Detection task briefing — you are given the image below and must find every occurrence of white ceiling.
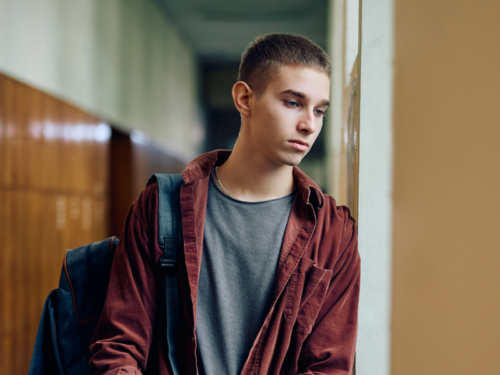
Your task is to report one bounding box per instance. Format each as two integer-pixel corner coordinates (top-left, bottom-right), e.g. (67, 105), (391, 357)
(154, 0), (329, 62)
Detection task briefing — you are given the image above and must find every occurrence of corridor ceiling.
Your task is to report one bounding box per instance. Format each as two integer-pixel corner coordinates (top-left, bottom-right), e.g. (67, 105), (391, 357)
(154, 0), (328, 62)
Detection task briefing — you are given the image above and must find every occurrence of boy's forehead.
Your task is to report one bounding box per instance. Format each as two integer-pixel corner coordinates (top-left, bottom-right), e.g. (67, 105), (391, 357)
(266, 65), (330, 95)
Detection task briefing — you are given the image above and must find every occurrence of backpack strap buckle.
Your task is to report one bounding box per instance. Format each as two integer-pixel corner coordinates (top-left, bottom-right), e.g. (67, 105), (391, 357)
(160, 236), (178, 275)
(159, 256), (177, 274)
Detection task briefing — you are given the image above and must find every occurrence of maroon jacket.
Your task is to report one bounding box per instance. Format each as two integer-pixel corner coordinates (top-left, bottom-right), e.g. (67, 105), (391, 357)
(89, 150), (360, 375)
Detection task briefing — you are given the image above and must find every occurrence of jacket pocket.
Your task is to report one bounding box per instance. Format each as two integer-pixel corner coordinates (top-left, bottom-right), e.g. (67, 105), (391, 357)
(284, 257), (333, 335)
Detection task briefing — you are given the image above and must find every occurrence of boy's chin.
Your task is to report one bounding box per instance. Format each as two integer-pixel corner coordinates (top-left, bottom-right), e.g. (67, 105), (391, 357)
(277, 153), (305, 167)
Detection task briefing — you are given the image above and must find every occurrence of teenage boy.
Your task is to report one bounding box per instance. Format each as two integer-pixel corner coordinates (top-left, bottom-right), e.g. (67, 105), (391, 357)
(90, 33), (360, 375)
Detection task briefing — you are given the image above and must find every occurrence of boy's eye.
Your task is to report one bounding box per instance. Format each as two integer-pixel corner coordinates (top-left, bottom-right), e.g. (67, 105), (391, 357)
(287, 101), (298, 107)
(315, 109), (325, 116)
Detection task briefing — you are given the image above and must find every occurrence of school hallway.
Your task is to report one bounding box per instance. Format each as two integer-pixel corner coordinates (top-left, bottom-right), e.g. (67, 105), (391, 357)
(0, 0), (499, 374)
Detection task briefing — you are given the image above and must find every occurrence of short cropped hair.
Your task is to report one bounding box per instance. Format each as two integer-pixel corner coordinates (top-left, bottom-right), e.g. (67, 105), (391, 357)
(238, 33), (332, 97)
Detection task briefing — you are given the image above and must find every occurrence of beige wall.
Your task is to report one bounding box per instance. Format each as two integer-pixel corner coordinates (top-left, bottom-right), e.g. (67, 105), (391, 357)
(391, 0), (500, 373)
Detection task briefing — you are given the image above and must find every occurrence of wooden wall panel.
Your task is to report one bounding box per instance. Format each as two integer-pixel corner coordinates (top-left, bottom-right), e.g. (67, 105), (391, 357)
(40, 95), (61, 191)
(0, 71), (188, 374)
(0, 190), (14, 375)
(23, 89), (43, 190)
(0, 72), (111, 374)
(25, 191), (43, 365)
(109, 129), (187, 238)
(13, 191), (31, 375)
(109, 129), (133, 238)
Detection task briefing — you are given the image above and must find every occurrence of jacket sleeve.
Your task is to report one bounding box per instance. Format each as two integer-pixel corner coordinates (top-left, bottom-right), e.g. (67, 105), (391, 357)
(298, 215), (361, 375)
(89, 184), (161, 375)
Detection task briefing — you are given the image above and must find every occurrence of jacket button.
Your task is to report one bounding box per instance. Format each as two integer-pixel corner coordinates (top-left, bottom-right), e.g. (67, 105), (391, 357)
(286, 257), (292, 265)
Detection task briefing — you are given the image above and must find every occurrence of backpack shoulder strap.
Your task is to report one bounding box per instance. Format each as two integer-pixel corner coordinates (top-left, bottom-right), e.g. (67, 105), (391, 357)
(148, 174), (184, 259)
(147, 173), (183, 375)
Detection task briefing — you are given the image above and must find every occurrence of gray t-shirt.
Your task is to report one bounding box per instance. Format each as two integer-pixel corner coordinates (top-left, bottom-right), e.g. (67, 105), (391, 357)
(196, 171), (295, 375)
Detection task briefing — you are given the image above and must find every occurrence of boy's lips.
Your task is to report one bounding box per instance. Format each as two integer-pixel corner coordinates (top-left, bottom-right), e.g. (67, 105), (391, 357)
(288, 140), (309, 151)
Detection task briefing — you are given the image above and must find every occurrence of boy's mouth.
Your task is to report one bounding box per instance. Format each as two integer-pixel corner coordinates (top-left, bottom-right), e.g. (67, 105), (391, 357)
(288, 140), (309, 151)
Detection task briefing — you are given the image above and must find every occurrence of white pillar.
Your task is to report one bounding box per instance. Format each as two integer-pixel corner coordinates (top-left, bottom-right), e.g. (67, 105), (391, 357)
(356, 0), (394, 374)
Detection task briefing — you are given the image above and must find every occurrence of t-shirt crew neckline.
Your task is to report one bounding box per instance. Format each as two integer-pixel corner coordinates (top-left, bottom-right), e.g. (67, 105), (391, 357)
(210, 167), (296, 205)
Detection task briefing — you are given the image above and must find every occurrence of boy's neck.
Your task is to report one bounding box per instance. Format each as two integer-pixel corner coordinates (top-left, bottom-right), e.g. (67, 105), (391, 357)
(214, 146), (295, 202)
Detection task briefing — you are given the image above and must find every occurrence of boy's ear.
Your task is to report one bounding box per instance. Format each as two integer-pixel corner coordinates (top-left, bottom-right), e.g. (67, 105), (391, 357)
(232, 81), (253, 117)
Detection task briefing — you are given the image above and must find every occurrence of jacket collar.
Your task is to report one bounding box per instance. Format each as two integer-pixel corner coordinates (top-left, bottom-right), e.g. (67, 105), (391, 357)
(181, 150), (325, 209)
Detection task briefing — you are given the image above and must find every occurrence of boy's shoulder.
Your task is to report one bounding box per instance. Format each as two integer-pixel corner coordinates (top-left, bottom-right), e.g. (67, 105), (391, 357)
(128, 181), (160, 228)
(312, 193), (358, 272)
(318, 193), (357, 246)
(322, 194), (355, 224)
(317, 194), (357, 256)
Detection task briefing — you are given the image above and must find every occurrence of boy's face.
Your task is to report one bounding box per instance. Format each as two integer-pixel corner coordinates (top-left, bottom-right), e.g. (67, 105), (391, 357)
(248, 65), (330, 167)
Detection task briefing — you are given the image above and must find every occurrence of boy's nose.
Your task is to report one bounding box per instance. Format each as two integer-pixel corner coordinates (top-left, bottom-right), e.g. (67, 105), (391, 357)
(298, 110), (317, 134)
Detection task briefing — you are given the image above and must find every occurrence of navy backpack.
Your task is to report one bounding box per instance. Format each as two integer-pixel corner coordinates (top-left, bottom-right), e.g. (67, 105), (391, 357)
(28, 174), (184, 375)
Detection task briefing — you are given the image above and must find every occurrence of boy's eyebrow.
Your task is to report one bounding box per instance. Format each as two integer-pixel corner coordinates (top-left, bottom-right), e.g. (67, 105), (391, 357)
(280, 89), (330, 107)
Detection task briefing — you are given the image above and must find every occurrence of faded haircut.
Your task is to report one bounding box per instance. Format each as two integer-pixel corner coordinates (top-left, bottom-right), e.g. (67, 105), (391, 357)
(238, 33), (332, 98)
